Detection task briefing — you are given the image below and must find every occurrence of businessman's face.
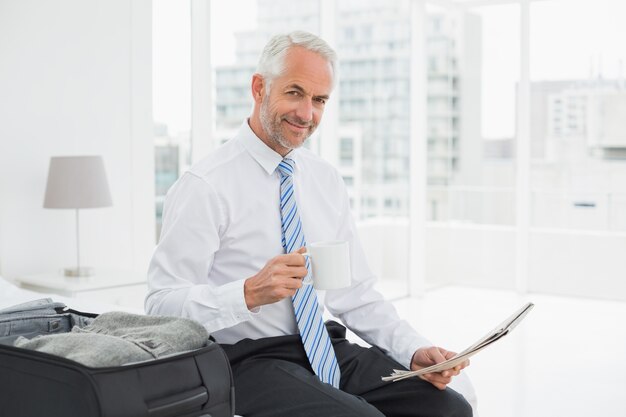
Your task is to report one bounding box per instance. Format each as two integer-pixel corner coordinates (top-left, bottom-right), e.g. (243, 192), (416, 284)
(258, 46), (333, 154)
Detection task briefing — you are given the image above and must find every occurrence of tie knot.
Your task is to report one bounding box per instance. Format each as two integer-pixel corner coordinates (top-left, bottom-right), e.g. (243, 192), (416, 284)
(277, 158), (295, 178)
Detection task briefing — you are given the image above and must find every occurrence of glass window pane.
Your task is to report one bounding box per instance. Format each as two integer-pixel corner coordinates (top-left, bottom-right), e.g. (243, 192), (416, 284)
(530, 0), (626, 232)
(153, 0), (192, 240)
(425, 3), (519, 289)
(337, 0), (412, 297)
(529, 0), (626, 299)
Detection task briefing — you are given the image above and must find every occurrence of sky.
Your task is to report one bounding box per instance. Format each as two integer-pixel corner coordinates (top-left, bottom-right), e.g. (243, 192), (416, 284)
(152, 0), (626, 138)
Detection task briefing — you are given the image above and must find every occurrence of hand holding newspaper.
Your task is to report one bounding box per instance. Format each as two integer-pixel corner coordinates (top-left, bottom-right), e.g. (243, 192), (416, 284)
(382, 302), (535, 382)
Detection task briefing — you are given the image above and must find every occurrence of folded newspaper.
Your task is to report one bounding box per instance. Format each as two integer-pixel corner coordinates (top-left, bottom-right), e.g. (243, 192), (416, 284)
(382, 301), (535, 382)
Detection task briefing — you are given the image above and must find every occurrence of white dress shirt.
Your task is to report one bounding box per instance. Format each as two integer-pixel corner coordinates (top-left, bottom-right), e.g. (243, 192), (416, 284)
(146, 120), (431, 368)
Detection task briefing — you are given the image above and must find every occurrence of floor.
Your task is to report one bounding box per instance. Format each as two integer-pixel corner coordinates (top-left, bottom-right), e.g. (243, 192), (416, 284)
(385, 286), (626, 417)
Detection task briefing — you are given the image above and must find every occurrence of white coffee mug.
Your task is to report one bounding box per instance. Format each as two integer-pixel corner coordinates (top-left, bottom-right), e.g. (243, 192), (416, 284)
(303, 241), (351, 290)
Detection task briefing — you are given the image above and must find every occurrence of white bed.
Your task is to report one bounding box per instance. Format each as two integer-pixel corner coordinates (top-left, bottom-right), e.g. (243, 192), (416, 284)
(0, 275), (143, 314)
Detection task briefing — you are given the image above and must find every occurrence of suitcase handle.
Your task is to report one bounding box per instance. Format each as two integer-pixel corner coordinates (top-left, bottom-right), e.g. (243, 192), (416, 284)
(147, 386), (209, 417)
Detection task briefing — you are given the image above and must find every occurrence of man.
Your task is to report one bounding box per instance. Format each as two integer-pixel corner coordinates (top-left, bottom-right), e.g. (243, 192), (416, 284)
(146, 31), (473, 417)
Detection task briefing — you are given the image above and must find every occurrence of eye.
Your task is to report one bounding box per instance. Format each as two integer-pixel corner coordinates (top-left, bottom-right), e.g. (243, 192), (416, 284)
(315, 97), (327, 105)
(287, 90), (301, 97)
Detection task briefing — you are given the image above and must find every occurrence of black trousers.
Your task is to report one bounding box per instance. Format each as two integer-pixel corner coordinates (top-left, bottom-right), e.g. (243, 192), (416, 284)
(220, 321), (472, 417)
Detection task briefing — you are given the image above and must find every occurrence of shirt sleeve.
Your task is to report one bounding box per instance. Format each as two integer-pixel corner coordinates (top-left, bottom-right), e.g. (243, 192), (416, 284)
(323, 173), (432, 369)
(145, 172), (255, 333)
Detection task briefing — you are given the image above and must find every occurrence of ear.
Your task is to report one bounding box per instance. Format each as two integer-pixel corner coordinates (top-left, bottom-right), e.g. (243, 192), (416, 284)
(251, 74), (266, 104)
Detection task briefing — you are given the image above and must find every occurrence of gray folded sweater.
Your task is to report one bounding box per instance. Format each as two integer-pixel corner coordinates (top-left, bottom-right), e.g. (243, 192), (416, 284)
(14, 311), (209, 368)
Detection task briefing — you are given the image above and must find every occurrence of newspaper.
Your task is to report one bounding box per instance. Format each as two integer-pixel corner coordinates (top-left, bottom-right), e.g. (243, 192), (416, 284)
(382, 301), (535, 382)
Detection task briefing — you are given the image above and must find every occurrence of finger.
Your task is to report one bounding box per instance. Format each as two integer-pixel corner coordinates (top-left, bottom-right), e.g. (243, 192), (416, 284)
(421, 372), (449, 383)
(284, 250), (307, 266)
(425, 373), (453, 386)
(442, 368), (460, 378)
(296, 247), (310, 265)
(429, 347), (448, 364)
(433, 382), (447, 390)
(441, 363), (462, 377)
(285, 267), (306, 279)
(282, 266), (308, 279)
(285, 281), (302, 291)
(278, 287), (298, 299)
(442, 349), (457, 360)
(419, 374), (448, 391)
(282, 275), (304, 289)
(449, 360), (469, 373)
(431, 370), (453, 382)
(432, 382), (447, 390)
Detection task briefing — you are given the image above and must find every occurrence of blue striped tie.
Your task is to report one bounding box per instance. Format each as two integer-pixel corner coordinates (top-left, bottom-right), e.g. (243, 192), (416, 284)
(277, 157), (341, 388)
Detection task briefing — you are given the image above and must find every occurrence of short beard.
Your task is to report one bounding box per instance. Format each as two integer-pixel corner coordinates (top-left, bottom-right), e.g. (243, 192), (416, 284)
(259, 95), (316, 151)
(260, 99), (293, 151)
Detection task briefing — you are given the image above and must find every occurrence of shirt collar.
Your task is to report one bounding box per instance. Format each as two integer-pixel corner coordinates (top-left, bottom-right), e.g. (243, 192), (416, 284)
(237, 119), (300, 176)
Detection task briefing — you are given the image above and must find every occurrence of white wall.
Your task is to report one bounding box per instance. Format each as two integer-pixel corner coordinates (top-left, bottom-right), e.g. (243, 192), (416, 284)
(0, 0), (154, 278)
(529, 230), (626, 301)
(358, 219), (410, 283)
(426, 224), (516, 290)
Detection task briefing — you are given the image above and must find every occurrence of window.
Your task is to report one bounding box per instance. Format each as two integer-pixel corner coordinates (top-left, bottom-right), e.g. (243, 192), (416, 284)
(152, 0), (626, 302)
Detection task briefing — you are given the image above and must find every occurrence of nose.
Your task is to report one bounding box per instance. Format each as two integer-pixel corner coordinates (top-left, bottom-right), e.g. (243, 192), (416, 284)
(295, 98), (313, 124)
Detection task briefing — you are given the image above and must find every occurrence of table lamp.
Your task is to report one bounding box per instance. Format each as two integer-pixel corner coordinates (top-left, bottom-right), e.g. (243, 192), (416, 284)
(43, 155), (113, 277)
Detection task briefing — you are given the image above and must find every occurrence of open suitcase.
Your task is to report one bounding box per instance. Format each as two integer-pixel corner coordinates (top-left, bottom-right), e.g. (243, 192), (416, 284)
(0, 299), (235, 417)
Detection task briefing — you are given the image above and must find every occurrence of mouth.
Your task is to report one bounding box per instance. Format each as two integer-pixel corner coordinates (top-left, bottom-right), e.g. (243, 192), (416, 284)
(284, 119), (310, 132)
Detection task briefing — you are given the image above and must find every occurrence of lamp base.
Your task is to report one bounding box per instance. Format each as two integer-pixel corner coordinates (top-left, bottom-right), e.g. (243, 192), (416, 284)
(64, 267), (94, 277)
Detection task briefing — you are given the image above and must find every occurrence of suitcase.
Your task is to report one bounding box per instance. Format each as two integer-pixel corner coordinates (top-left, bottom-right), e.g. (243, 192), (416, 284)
(0, 299), (235, 417)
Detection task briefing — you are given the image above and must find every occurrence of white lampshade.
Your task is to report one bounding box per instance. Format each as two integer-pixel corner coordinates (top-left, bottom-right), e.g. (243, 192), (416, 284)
(43, 156), (113, 209)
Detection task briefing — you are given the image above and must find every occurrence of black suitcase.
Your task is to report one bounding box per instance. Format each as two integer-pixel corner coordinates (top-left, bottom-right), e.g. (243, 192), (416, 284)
(0, 300), (235, 417)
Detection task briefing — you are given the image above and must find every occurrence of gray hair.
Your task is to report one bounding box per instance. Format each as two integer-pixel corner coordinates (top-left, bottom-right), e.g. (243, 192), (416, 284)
(256, 31), (337, 92)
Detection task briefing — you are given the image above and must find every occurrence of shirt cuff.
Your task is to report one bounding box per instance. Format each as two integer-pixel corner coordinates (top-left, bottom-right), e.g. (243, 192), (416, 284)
(215, 278), (259, 323)
(394, 333), (433, 370)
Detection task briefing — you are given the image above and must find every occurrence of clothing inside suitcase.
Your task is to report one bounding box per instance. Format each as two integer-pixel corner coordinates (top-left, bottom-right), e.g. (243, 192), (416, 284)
(0, 298), (235, 417)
